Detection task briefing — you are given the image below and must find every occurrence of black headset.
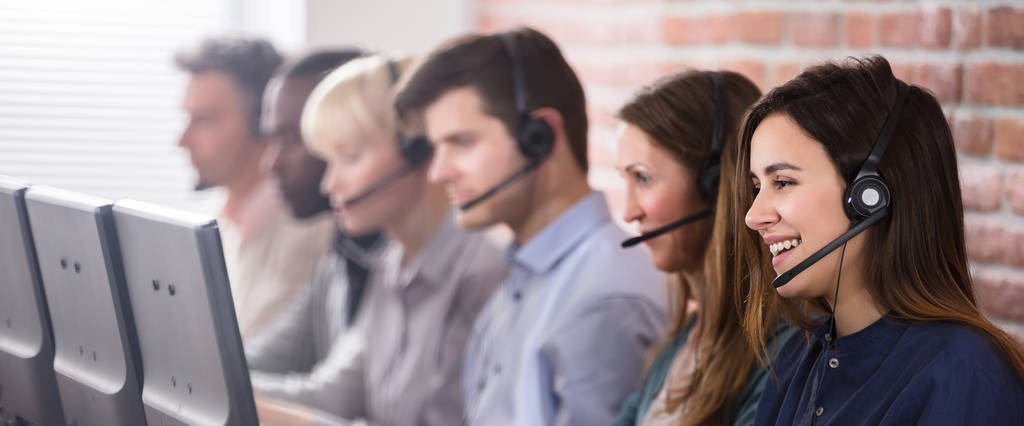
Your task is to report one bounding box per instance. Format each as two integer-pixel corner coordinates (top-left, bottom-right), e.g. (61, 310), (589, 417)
(456, 33), (556, 211)
(621, 71), (726, 248)
(386, 58), (434, 167)
(698, 71), (726, 201)
(499, 32), (555, 163)
(841, 80), (908, 221)
(771, 79), (910, 288)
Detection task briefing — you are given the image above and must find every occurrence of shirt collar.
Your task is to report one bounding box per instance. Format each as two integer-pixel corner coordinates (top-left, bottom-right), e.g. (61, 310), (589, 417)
(816, 313), (912, 353)
(393, 210), (465, 289)
(333, 230), (387, 269)
(504, 191), (611, 275)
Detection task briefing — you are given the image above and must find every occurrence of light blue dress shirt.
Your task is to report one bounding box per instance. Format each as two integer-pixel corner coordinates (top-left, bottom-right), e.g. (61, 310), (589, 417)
(462, 191), (667, 426)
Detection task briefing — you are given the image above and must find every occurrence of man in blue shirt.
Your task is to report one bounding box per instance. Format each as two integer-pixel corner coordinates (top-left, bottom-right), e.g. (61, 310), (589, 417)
(394, 27), (667, 426)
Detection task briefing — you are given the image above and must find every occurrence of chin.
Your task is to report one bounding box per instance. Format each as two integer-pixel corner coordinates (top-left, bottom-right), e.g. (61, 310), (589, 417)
(455, 208), (495, 231)
(342, 217), (376, 236)
(773, 275), (813, 299)
(650, 252), (685, 272)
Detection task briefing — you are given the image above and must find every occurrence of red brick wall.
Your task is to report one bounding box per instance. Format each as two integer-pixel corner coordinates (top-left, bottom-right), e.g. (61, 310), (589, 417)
(474, 1), (1024, 345)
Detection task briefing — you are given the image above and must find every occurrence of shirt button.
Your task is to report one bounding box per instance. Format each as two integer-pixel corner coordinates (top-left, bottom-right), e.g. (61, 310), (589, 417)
(828, 357), (839, 368)
(477, 380), (486, 391)
(824, 333), (832, 342)
(815, 406), (824, 417)
(512, 291), (522, 301)
(493, 364), (502, 375)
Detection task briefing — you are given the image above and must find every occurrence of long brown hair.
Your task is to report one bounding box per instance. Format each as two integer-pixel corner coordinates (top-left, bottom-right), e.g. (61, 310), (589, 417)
(735, 56), (1024, 385)
(619, 70), (772, 425)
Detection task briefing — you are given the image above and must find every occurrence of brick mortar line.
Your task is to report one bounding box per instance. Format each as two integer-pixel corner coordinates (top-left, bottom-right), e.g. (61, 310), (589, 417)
(478, 1), (1022, 17)
(477, 0), (1024, 19)
(949, 105), (1024, 117)
(989, 318), (1024, 335)
(585, 81), (1024, 115)
(557, 44), (1024, 62)
(965, 208), (1024, 227)
(973, 263), (1024, 278)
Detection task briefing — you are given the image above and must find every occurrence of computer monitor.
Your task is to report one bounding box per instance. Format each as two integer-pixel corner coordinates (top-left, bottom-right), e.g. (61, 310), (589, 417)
(24, 185), (147, 425)
(112, 199), (257, 426)
(0, 177), (65, 426)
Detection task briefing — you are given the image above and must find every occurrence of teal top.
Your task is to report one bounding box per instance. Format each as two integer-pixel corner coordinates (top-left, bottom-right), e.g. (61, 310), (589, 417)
(610, 320), (795, 426)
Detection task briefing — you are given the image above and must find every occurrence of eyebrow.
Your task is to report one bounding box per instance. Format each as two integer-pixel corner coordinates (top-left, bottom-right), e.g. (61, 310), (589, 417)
(764, 162), (802, 175)
(440, 130), (476, 144)
(623, 163), (649, 173)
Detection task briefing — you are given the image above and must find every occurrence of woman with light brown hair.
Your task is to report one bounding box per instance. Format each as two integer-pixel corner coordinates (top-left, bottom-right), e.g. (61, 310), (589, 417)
(611, 70), (791, 426)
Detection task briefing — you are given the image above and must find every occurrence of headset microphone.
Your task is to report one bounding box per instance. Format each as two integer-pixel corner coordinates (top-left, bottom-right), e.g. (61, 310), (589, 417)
(341, 142), (430, 208)
(459, 159), (541, 211)
(620, 208), (713, 248)
(339, 58), (434, 209)
(621, 72), (725, 248)
(771, 207), (888, 287)
(771, 80), (910, 288)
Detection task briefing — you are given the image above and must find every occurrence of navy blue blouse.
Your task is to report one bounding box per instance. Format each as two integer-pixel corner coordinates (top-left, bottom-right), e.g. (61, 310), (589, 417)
(754, 315), (1024, 425)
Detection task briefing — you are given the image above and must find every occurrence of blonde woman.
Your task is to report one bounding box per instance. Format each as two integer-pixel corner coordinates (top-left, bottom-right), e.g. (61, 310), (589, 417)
(255, 55), (505, 425)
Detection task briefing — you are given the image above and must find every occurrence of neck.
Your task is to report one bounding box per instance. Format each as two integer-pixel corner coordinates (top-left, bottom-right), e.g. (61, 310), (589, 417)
(221, 150), (268, 221)
(510, 170), (590, 245)
(680, 268), (705, 314)
(825, 257), (885, 338)
(385, 185), (449, 264)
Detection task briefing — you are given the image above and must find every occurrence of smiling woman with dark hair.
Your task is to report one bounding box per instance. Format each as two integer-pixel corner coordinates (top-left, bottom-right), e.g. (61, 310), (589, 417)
(738, 56), (1024, 425)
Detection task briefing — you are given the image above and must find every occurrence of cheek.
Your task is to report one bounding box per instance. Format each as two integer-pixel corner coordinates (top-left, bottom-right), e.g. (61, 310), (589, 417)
(485, 140), (522, 175)
(641, 192), (680, 224)
(643, 182), (699, 223)
(798, 189), (848, 238)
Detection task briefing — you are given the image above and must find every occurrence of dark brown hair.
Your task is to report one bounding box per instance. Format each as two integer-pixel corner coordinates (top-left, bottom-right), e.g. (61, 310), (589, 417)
(279, 49), (364, 80)
(394, 27), (589, 172)
(618, 70), (767, 425)
(735, 56), (1024, 385)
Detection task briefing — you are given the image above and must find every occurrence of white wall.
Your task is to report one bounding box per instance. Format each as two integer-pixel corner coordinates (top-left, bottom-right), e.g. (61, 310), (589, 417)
(305, 0), (472, 55)
(232, 0), (307, 53)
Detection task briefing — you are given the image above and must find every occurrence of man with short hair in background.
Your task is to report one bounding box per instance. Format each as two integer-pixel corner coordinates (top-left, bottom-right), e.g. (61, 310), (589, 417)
(175, 37), (334, 340)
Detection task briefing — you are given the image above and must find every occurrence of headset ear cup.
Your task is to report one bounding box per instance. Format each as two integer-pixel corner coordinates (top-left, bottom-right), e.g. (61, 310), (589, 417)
(517, 117), (554, 161)
(844, 176), (890, 220)
(400, 135), (435, 167)
(698, 164), (721, 201)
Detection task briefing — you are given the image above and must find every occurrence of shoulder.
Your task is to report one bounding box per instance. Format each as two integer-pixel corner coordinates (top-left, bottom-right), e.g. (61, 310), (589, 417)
(899, 322), (1024, 423)
(908, 321), (1018, 380)
(459, 230), (505, 275)
(562, 221), (665, 300)
(451, 230), (506, 307)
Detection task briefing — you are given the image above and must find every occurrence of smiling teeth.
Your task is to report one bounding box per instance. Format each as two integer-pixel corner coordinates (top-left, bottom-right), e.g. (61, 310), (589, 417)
(770, 239), (802, 257)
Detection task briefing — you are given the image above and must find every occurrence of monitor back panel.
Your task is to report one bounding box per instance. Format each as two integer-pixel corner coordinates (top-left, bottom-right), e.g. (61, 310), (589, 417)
(0, 177), (64, 425)
(25, 186), (146, 425)
(113, 199), (257, 426)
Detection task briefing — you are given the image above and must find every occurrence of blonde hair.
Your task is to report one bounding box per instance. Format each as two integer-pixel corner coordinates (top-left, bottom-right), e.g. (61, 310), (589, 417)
(301, 54), (417, 158)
